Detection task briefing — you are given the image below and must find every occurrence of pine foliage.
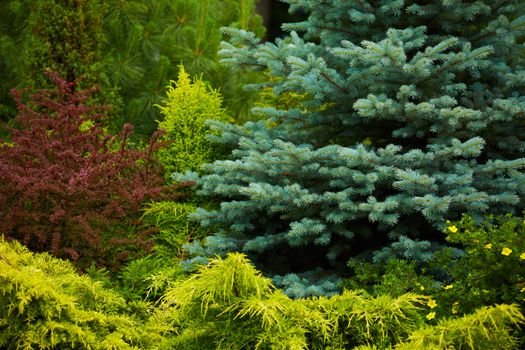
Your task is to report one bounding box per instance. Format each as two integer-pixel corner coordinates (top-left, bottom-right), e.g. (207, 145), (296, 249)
(0, 0), (264, 136)
(179, 0), (525, 292)
(103, 0), (264, 136)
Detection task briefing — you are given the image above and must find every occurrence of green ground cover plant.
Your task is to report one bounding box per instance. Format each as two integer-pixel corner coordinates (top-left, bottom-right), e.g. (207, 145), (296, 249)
(6, 240), (525, 350)
(1, 234), (524, 349)
(0, 238), (164, 349)
(435, 215), (525, 316)
(345, 213), (525, 346)
(347, 214), (525, 314)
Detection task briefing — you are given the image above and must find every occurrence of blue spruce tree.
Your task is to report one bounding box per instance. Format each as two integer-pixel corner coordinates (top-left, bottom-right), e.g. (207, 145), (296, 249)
(177, 0), (525, 297)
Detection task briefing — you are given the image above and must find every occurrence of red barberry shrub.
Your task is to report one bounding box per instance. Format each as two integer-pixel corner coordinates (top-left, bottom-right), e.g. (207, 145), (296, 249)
(0, 72), (186, 269)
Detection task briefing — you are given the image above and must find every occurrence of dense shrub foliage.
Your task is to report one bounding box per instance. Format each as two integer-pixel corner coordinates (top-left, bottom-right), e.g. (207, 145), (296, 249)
(109, 67), (233, 300)
(435, 215), (525, 316)
(347, 214), (525, 314)
(0, 0), (110, 122)
(102, 201), (214, 302)
(2, 235), (524, 349)
(345, 214), (525, 346)
(158, 252), (427, 349)
(0, 238), (164, 349)
(0, 73), (186, 269)
(22, 0), (105, 86)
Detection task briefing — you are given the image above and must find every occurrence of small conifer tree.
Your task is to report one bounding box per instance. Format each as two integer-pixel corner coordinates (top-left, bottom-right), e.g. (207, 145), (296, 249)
(156, 66), (229, 178)
(0, 1), (30, 121)
(179, 0), (525, 294)
(125, 67), (229, 297)
(23, 0), (104, 84)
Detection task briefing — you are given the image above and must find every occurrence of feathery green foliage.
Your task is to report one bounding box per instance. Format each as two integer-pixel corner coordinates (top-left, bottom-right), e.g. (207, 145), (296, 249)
(156, 66), (229, 178)
(0, 238), (164, 349)
(105, 200), (218, 302)
(107, 201), (214, 301)
(157, 252), (524, 349)
(395, 304), (525, 350)
(102, 0), (264, 136)
(2, 239), (523, 349)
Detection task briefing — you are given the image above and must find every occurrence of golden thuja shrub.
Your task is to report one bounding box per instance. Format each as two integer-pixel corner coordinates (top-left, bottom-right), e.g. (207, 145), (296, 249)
(156, 65), (230, 180)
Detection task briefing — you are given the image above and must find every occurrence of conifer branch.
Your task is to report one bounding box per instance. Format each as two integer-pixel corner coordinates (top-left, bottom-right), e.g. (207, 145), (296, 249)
(0, 253), (14, 267)
(471, 31), (497, 45)
(355, 0), (375, 14)
(320, 72), (348, 94)
(416, 59), (463, 86)
(316, 26), (361, 36)
(493, 0), (510, 12)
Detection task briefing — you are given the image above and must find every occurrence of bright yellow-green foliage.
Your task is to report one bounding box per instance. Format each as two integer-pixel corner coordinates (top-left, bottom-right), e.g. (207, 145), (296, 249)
(0, 238), (164, 349)
(3, 240), (523, 349)
(157, 252), (310, 349)
(255, 75), (309, 112)
(156, 253), (525, 349)
(156, 66), (229, 178)
(158, 252), (426, 349)
(105, 201), (215, 302)
(396, 304), (525, 349)
(142, 201), (213, 257)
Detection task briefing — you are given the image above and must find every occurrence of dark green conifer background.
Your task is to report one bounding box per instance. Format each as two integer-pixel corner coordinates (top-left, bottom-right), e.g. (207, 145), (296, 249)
(0, 0), (265, 137)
